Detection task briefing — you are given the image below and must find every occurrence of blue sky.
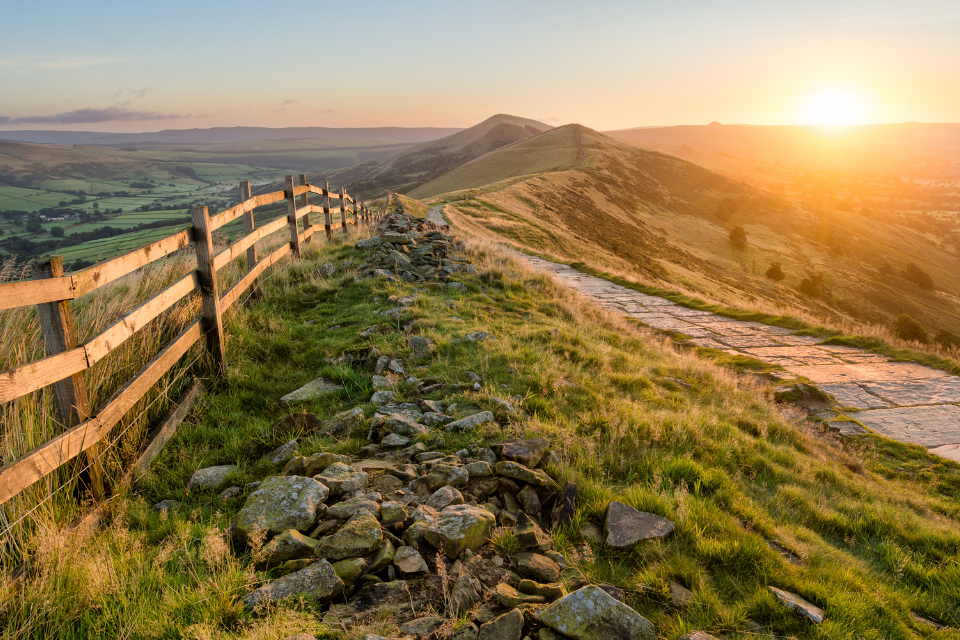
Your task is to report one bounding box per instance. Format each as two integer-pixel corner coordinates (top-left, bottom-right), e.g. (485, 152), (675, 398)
(1, 0), (958, 131)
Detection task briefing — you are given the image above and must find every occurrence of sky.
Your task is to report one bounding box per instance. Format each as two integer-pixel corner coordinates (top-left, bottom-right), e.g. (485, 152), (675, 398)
(1, 0), (959, 132)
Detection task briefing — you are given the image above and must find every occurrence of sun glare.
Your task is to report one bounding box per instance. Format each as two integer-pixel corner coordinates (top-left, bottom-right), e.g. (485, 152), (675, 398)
(801, 89), (867, 126)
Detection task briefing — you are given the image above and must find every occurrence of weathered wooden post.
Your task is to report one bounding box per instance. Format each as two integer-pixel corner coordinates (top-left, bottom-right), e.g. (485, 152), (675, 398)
(30, 256), (103, 497)
(190, 206), (227, 376)
(299, 174), (312, 242)
(339, 187), (349, 234)
(323, 181), (333, 239)
(239, 181), (260, 298)
(284, 175), (302, 259)
(352, 195), (359, 227)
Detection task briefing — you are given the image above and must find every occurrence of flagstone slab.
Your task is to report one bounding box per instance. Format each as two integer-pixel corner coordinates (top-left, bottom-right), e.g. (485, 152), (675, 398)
(819, 383), (893, 410)
(858, 378), (960, 406)
(784, 363), (946, 384)
(856, 405), (960, 448)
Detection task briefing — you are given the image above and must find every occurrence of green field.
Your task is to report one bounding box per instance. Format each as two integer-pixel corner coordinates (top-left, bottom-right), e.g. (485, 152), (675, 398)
(0, 186), (73, 211)
(53, 225), (191, 263)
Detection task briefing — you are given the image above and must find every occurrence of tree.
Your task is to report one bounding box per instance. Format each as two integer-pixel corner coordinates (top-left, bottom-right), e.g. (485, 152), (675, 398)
(878, 261), (894, 277)
(900, 263), (934, 290)
(934, 328), (960, 350)
(716, 198), (739, 221)
(50, 226), (64, 238)
(799, 273), (824, 298)
(729, 226), (747, 251)
(765, 262), (785, 283)
(25, 219), (41, 233)
(892, 314), (927, 343)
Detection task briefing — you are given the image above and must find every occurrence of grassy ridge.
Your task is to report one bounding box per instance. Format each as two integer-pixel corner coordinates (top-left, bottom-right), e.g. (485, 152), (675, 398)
(3, 233), (958, 638)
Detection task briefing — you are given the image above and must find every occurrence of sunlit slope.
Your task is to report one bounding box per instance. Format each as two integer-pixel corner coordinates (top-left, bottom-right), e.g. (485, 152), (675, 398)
(409, 125), (582, 199)
(330, 114), (552, 196)
(437, 125), (960, 336)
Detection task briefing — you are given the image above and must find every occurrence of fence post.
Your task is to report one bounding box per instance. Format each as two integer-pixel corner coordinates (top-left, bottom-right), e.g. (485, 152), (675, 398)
(352, 196), (359, 227)
(339, 187), (348, 234)
(299, 174), (311, 243)
(30, 256), (103, 498)
(190, 206), (227, 376)
(284, 175), (302, 259)
(323, 181), (332, 239)
(239, 181), (261, 298)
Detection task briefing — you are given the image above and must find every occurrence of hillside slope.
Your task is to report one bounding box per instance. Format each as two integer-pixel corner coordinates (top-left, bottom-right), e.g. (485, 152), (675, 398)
(432, 125), (960, 339)
(330, 114), (552, 197)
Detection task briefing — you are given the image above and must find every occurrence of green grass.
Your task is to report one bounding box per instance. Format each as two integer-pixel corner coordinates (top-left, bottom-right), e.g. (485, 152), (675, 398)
(4, 235), (958, 638)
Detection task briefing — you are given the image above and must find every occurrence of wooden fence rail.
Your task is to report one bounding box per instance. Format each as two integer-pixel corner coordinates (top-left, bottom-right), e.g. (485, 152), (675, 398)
(0, 177), (383, 507)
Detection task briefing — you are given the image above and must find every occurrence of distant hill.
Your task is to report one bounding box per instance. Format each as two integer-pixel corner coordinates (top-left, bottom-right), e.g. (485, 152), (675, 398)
(432, 124), (960, 337)
(329, 114), (553, 197)
(0, 126), (463, 147)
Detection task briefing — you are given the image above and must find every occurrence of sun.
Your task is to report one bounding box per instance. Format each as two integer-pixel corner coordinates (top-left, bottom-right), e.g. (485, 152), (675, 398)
(800, 89), (867, 126)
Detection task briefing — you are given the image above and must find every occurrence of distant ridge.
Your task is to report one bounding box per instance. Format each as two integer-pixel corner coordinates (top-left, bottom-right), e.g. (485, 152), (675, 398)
(0, 126), (464, 147)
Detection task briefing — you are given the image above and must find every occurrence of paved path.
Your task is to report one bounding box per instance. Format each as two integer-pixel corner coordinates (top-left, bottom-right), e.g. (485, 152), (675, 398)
(428, 205), (960, 462)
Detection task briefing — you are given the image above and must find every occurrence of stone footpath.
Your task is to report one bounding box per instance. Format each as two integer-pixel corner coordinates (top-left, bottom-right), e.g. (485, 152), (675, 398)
(427, 206), (960, 463)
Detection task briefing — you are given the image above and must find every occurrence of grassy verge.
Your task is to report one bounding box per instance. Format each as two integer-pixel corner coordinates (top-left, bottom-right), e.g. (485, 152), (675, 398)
(3, 235), (959, 638)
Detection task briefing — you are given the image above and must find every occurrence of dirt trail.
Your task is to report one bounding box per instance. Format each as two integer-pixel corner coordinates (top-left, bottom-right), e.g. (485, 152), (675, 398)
(430, 199), (960, 462)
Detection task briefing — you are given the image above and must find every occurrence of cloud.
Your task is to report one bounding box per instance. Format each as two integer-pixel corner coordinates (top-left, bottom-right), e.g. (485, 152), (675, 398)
(114, 87), (153, 99)
(0, 56), (120, 70)
(281, 99), (298, 106)
(0, 107), (184, 125)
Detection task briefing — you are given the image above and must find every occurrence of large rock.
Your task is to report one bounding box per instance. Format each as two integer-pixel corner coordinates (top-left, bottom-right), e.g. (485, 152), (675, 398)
(316, 462), (368, 498)
(450, 572), (482, 617)
(409, 336), (434, 358)
(242, 559), (343, 610)
(268, 412), (322, 438)
(426, 464), (469, 491)
(495, 437), (550, 467)
(319, 407), (365, 436)
(497, 582), (545, 608)
(304, 452), (352, 477)
(540, 586), (656, 640)
(603, 501), (674, 549)
(425, 505), (497, 559)
(189, 465), (237, 491)
(516, 512), (550, 551)
(236, 476), (328, 539)
(268, 440), (298, 465)
(478, 608), (523, 640)
(281, 377), (343, 403)
(447, 411), (495, 432)
(326, 496), (380, 520)
(331, 557), (367, 585)
(315, 512), (383, 561)
(550, 481), (578, 529)
(383, 413), (426, 436)
(425, 486), (465, 511)
(514, 552), (562, 583)
(767, 586), (825, 623)
(261, 529), (320, 565)
(393, 545), (429, 575)
(495, 461), (558, 489)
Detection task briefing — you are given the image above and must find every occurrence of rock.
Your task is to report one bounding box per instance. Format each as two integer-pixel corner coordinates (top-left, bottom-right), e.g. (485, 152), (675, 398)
(516, 512), (551, 551)
(381, 501), (409, 526)
(315, 512), (383, 561)
(671, 581), (694, 606)
(316, 462), (368, 498)
(281, 378), (343, 403)
(517, 485), (542, 515)
(383, 413), (427, 436)
(426, 485), (465, 511)
(560, 567), (589, 591)
(189, 465), (237, 491)
(154, 499), (179, 513)
(447, 411), (496, 431)
(242, 559), (343, 610)
(370, 390), (395, 405)
(303, 452), (352, 477)
(540, 586), (655, 640)
(326, 496), (380, 520)
(236, 476), (328, 539)
(283, 558), (318, 572)
(426, 464), (470, 491)
(767, 586), (825, 623)
(466, 461), (494, 477)
(261, 530), (320, 565)
(219, 486), (240, 500)
(381, 433), (411, 448)
(319, 407), (365, 436)
(318, 262), (336, 277)
(372, 375), (393, 391)
(450, 572), (482, 616)
(268, 412), (323, 438)
(581, 522), (603, 544)
(269, 440), (299, 465)
(515, 552), (562, 583)
(373, 473), (405, 493)
(393, 545), (429, 575)
(400, 616), (442, 638)
(367, 540), (396, 574)
(678, 632), (720, 640)
(425, 504), (497, 559)
(388, 358), (406, 374)
(453, 622), (479, 640)
(550, 481), (578, 530)
(351, 579), (410, 613)
(283, 634), (317, 640)
(283, 456), (307, 476)
(463, 331), (493, 341)
(497, 582), (546, 608)
(603, 501), (674, 548)
(495, 438), (550, 468)
(539, 630), (566, 640)
(331, 557), (367, 585)
(518, 579), (565, 602)
(478, 608), (523, 640)
(495, 461), (559, 489)
(409, 336), (434, 358)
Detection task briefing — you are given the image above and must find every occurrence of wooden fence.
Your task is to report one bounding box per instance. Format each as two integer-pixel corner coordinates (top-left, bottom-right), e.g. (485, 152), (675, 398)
(0, 176), (381, 507)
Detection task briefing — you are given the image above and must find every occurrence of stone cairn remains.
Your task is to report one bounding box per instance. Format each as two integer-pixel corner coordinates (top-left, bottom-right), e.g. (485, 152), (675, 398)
(174, 209), (829, 640)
